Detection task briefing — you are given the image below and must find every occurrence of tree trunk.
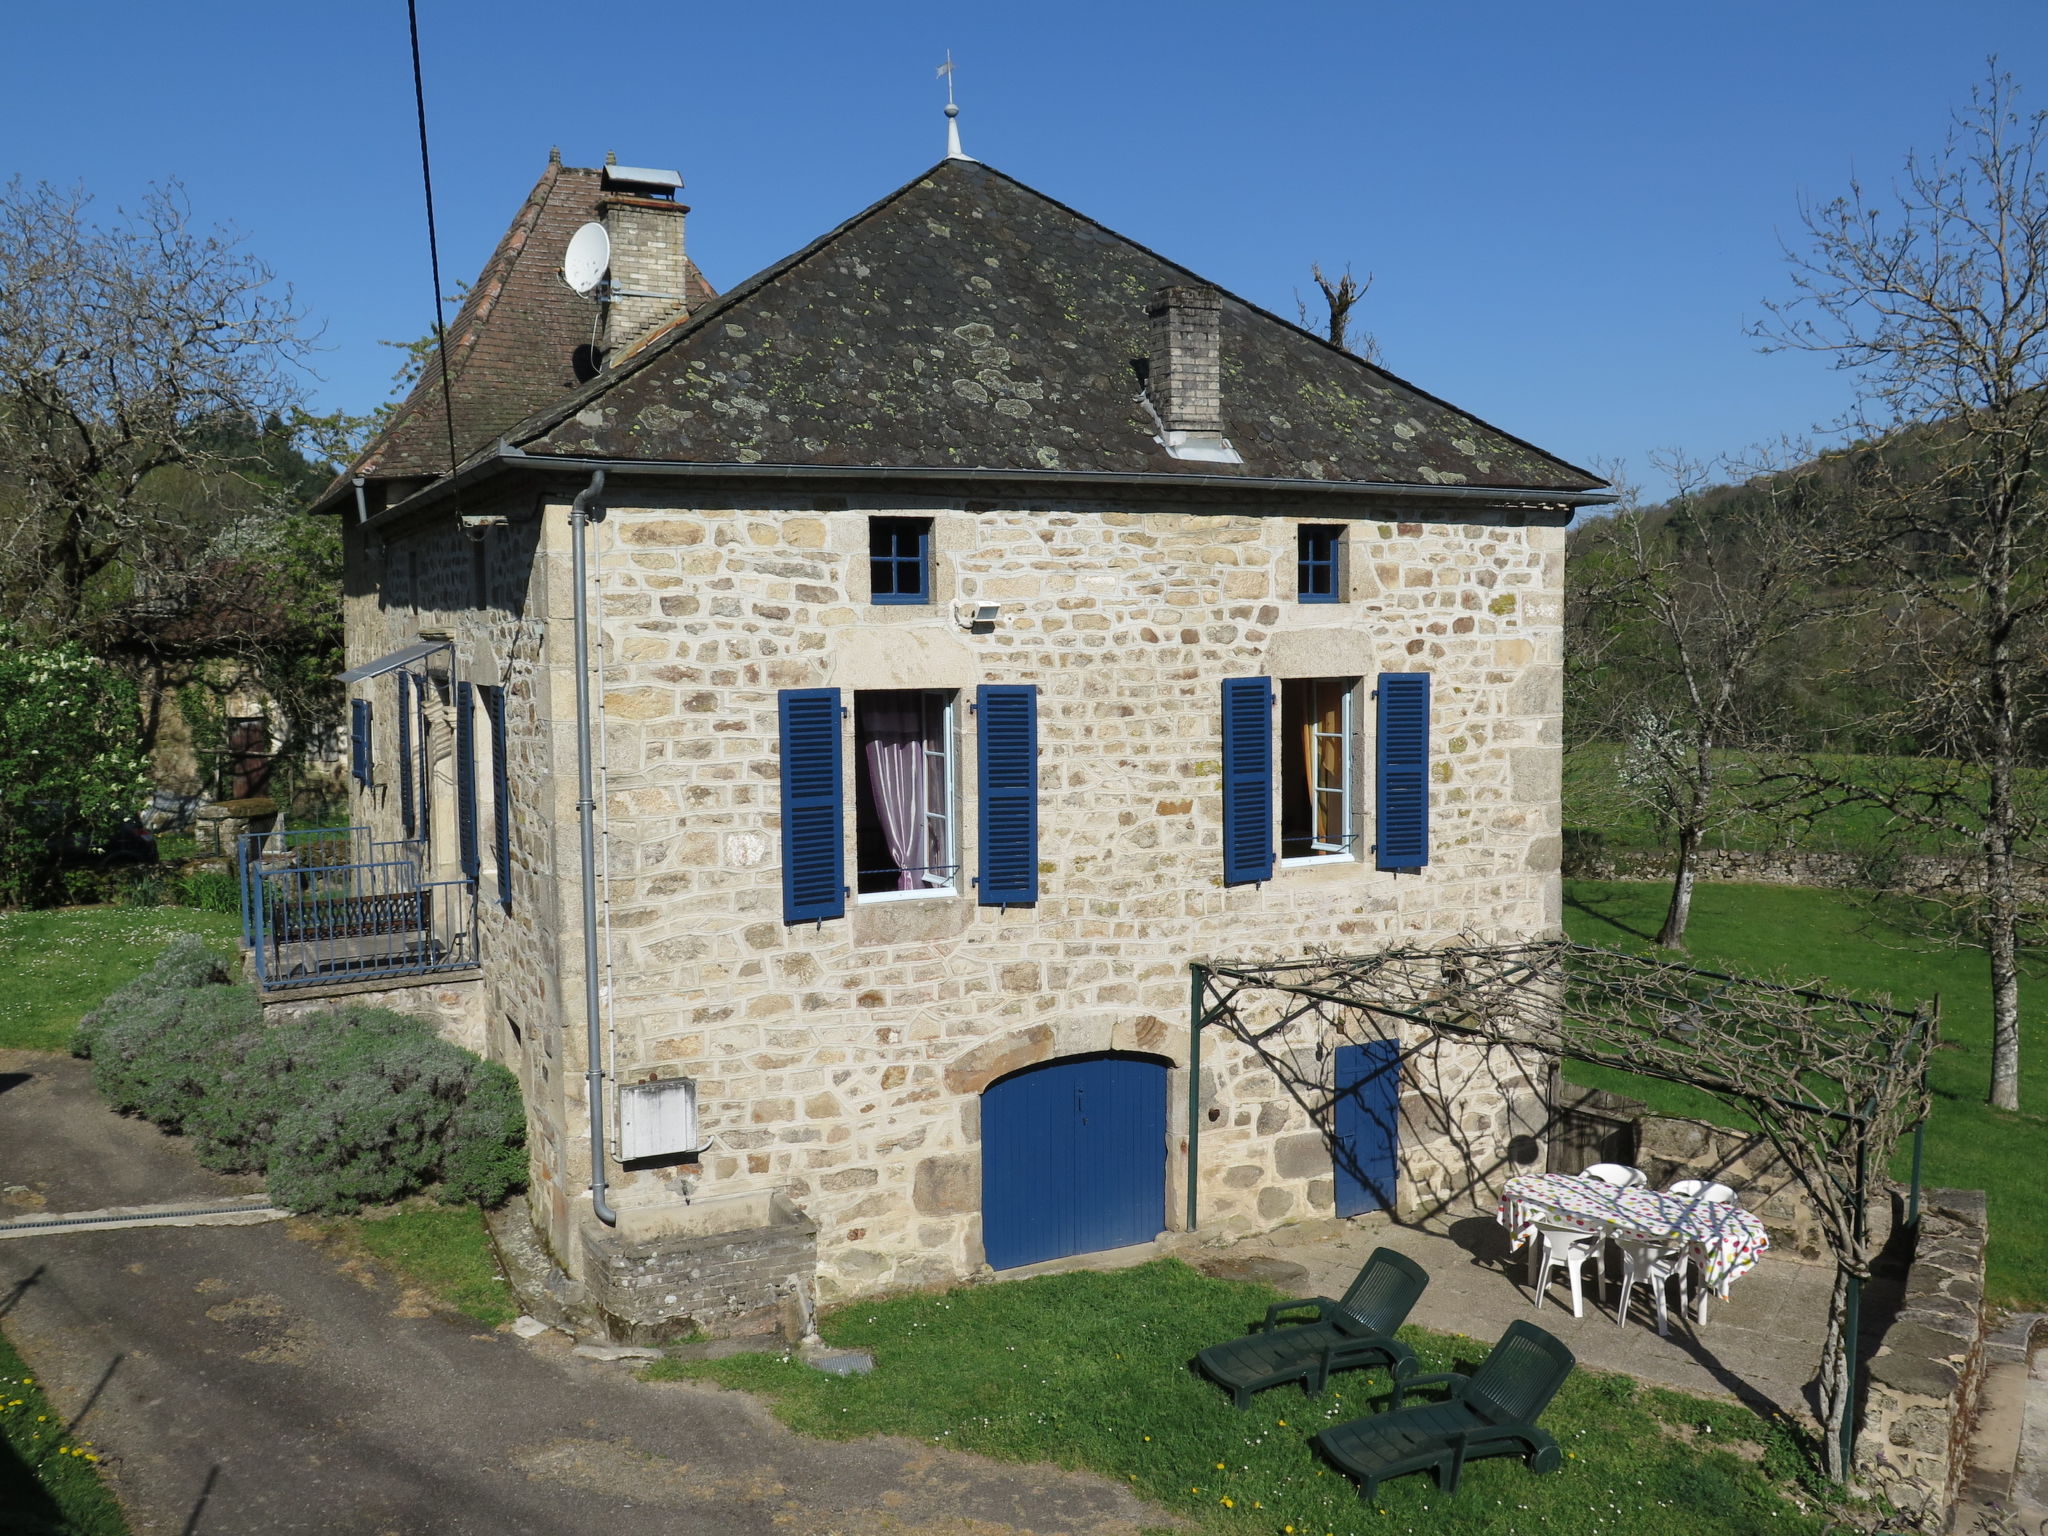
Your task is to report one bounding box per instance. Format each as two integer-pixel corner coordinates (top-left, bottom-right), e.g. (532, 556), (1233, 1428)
(1817, 1262), (1856, 1482)
(1658, 826), (1700, 949)
(1986, 788), (2023, 1112)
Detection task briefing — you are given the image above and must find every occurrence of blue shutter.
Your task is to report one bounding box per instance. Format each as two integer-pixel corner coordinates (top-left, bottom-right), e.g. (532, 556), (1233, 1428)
(396, 672), (416, 837)
(976, 684), (1038, 904)
(350, 698), (372, 787)
(1375, 672), (1431, 870)
(1220, 676), (1274, 885)
(485, 685), (512, 912)
(779, 688), (844, 922)
(456, 682), (480, 884)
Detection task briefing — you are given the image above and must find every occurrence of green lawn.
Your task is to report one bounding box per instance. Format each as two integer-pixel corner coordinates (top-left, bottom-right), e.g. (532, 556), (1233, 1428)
(1563, 879), (2048, 1309)
(0, 1326), (129, 1536)
(0, 905), (241, 1052)
(650, 1260), (1826, 1536)
(336, 1204), (518, 1328)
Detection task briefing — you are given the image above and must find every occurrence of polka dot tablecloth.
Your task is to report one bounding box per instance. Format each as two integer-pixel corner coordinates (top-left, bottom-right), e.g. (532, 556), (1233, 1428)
(1496, 1173), (1770, 1293)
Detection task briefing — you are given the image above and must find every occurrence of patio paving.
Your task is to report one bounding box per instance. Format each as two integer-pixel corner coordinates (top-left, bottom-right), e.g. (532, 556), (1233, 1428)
(1211, 1205), (1835, 1424)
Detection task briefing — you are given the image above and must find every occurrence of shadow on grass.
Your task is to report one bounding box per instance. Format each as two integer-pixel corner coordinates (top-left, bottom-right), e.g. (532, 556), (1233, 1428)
(1563, 889), (1661, 948)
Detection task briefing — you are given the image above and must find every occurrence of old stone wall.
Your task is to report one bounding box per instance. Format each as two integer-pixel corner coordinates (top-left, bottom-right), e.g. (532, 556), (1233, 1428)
(1634, 1113), (1829, 1264)
(577, 1190), (817, 1345)
(1855, 1189), (1991, 1522)
(1571, 843), (2048, 906)
(256, 971), (486, 1053)
(568, 491), (1567, 1300)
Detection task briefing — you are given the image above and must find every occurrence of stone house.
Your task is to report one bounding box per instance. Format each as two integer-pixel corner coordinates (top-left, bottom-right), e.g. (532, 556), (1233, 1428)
(304, 143), (1609, 1338)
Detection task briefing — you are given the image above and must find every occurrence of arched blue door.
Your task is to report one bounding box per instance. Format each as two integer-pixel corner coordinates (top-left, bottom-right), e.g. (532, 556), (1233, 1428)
(981, 1054), (1167, 1270)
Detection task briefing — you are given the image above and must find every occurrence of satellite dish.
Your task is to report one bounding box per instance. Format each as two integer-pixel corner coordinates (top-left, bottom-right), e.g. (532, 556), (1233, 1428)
(562, 222), (610, 295)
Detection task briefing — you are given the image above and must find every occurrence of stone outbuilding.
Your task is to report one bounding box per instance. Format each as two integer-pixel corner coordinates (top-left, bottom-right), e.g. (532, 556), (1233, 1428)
(300, 142), (1610, 1338)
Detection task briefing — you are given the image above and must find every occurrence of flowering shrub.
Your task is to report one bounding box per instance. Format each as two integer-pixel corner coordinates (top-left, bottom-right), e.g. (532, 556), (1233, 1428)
(0, 630), (151, 907)
(74, 937), (526, 1213)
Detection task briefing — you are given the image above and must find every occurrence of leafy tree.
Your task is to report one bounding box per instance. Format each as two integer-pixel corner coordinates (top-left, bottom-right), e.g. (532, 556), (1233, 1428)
(1756, 67), (2048, 1110)
(0, 631), (151, 904)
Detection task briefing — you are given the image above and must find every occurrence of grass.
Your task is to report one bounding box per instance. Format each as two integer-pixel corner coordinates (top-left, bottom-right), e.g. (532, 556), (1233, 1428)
(1563, 879), (2048, 1309)
(329, 1203), (518, 1328)
(0, 905), (240, 1052)
(0, 1325), (129, 1536)
(648, 1260), (1827, 1536)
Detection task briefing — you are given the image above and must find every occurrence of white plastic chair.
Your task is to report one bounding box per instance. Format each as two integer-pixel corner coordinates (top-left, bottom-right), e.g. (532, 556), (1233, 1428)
(1665, 1178), (1735, 1203)
(1582, 1163), (1648, 1189)
(1613, 1233), (1690, 1336)
(1529, 1222), (1606, 1318)
(1664, 1180), (1737, 1321)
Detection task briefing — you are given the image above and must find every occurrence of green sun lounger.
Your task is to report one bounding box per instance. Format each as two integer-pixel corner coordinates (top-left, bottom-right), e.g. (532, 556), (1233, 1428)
(1195, 1246), (1428, 1410)
(1313, 1319), (1575, 1498)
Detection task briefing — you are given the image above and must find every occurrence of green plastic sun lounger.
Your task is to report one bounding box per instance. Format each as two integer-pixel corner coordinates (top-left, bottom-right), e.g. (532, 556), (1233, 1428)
(1313, 1318), (1575, 1498)
(1195, 1246), (1428, 1410)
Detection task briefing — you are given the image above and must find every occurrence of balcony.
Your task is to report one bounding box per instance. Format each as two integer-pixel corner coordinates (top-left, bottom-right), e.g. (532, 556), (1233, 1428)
(239, 826), (477, 990)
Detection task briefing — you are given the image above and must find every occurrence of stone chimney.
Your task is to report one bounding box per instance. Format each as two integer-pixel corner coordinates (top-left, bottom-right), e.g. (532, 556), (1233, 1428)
(1144, 285), (1241, 463)
(600, 155), (690, 359)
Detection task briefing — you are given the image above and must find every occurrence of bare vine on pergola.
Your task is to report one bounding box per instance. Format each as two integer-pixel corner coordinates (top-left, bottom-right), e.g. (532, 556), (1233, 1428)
(1194, 939), (1936, 1482)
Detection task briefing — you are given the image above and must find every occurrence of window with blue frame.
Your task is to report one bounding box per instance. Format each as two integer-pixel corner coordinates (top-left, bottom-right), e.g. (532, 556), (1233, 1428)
(869, 517), (932, 604)
(1297, 524), (1343, 603)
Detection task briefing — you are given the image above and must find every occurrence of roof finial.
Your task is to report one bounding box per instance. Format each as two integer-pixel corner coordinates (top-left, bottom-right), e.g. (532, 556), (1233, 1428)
(937, 51), (973, 161)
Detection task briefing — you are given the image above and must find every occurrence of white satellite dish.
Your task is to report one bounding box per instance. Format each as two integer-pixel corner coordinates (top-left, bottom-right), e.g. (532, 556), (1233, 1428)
(562, 222), (611, 295)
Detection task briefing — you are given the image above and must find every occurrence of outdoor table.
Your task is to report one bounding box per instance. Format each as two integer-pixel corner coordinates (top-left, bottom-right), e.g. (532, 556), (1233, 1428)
(1496, 1172), (1770, 1297)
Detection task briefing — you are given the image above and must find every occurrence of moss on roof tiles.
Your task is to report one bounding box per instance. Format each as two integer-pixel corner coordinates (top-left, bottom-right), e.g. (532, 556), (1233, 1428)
(513, 159), (1599, 492)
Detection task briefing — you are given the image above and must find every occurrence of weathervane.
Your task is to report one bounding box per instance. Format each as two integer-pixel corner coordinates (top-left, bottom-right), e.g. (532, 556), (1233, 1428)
(937, 51), (973, 161)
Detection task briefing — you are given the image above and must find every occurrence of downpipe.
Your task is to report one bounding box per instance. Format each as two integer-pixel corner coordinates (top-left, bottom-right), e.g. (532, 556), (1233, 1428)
(571, 470), (616, 1227)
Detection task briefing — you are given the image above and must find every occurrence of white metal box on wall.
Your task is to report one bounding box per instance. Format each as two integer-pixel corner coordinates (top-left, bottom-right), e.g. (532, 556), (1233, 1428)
(618, 1078), (699, 1161)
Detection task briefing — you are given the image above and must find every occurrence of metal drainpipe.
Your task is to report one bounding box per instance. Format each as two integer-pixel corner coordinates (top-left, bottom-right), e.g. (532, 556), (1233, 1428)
(571, 470), (616, 1227)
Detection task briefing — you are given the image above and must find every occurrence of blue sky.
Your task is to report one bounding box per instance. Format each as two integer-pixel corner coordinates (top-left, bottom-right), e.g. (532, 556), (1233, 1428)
(6, 1), (2047, 495)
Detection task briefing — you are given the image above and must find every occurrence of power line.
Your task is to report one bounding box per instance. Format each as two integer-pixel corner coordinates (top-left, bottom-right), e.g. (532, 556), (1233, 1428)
(406, 0), (460, 481)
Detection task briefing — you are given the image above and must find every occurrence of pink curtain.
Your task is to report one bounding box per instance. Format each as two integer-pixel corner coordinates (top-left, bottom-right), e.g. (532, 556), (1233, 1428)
(863, 695), (927, 890)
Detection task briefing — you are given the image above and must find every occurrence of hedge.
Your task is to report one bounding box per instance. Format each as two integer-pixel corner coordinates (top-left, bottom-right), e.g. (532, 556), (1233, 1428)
(74, 936), (525, 1213)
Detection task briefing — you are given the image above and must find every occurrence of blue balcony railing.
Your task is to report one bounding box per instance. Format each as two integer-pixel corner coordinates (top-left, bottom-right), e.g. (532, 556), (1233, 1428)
(238, 825), (477, 989)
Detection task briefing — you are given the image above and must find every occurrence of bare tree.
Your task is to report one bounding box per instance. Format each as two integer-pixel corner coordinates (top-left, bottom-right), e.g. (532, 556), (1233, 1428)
(0, 177), (315, 636)
(1297, 262), (1383, 364)
(1569, 450), (1845, 947)
(1755, 67), (2048, 1111)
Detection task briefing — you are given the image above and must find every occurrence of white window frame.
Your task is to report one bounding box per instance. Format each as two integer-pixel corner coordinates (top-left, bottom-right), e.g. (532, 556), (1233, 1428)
(1281, 677), (1357, 868)
(857, 689), (959, 903)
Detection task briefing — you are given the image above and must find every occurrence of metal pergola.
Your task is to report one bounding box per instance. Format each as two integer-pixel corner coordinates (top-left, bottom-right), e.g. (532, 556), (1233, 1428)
(1187, 939), (1937, 1480)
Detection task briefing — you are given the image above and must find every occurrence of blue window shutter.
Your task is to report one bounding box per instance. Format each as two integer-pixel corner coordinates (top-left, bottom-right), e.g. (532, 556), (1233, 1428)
(485, 685), (512, 912)
(977, 684), (1038, 904)
(396, 672), (416, 837)
(456, 682), (480, 884)
(1376, 672), (1431, 870)
(350, 698), (372, 788)
(1220, 676), (1274, 885)
(779, 688), (844, 922)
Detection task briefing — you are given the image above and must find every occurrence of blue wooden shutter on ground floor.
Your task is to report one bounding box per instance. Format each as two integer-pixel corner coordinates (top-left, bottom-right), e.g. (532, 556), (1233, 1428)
(1375, 671), (1431, 870)
(779, 688), (844, 923)
(1221, 676), (1274, 885)
(976, 684), (1038, 904)
(484, 684), (511, 911)
(350, 699), (372, 787)
(1333, 1040), (1401, 1217)
(396, 672), (416, 836)
(455, 682), (480, 884)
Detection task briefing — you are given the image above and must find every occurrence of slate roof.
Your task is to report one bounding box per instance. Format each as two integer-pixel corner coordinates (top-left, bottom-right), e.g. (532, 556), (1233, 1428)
(508, 158), (1600, 494)
(352, 159), (715, 482)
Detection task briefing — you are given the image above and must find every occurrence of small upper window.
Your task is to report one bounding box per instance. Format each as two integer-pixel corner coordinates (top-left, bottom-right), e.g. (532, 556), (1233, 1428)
(870, 517), (932, 605)
(1297, 524), (1343, 603)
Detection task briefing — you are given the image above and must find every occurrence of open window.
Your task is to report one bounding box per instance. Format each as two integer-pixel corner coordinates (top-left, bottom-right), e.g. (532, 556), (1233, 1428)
(854, 689), (957, 897)
(1280, 677), (1356, 862)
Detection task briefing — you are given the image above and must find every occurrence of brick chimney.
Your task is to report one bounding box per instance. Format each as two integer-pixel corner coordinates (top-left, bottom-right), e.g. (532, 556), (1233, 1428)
(599, 155), (690, 358)
(1145, 285), (1241, 463)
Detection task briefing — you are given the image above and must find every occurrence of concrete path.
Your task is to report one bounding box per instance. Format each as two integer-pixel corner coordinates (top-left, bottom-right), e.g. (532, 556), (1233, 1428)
(0, 1050), (1159, 1536)
(1221, 1203), (1834, 1421)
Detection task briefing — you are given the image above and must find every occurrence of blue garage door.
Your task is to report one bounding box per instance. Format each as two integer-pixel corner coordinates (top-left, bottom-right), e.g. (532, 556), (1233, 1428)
(1333, 1040), (1400, 1217)
(981, 1055), (1167, 1270)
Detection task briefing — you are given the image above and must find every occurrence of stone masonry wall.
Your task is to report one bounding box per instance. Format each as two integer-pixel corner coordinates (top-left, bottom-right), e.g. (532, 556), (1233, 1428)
(568, 491), (1568, 1300)
(1855, 1189), (1991, 1522)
